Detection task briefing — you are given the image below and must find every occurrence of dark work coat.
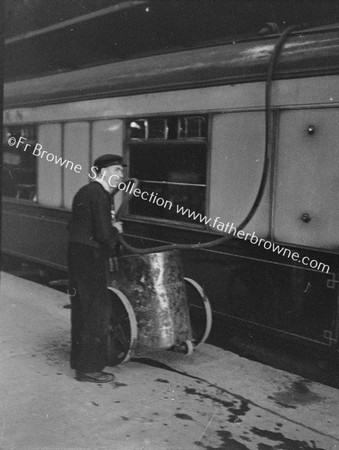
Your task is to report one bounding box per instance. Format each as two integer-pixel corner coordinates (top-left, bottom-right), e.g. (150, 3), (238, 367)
(68, 181), (119, 372)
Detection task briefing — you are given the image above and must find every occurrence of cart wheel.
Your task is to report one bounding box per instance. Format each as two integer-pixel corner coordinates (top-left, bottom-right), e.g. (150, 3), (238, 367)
(182, 339), (194, 355)
(107, 288), (138, 366)
(184, 277), (212, 346)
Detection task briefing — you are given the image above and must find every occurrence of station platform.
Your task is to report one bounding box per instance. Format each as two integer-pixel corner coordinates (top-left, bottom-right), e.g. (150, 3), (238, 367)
(0, 271), (338, 450)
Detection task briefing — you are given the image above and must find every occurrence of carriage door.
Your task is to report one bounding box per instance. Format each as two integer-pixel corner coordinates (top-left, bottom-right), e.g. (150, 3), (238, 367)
(273, 108), (339, 348)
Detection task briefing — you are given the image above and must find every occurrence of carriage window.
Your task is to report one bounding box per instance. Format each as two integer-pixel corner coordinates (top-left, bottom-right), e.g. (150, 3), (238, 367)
(129, 119), (147, 140)
(178, 116), (207, 139)
(148, 118), (168, 139)
(2, 125), (37, 201)
(127, 115), (208, 224)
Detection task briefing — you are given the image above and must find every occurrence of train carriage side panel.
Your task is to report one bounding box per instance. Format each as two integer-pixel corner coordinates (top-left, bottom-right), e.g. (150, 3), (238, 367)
(63, 122), (90, 209)
(274, 108), (339, 251)
(37, 124), (62, 207)
(1, 201), (69, 270)
(209, 111), (270, 237)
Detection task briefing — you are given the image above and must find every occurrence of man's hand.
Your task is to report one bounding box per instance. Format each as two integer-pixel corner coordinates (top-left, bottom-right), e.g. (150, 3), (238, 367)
(113, 221), (123, 234)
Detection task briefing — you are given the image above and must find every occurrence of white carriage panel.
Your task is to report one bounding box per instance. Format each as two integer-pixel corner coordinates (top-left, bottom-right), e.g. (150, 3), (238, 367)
(37, 124), (62, 208)
(4, 76), (339, 125)
(63, 122), (90, 209)
(209, 112), (270, 237)
(273, 109), (339, 250)
(3, 83), (263, 123)
(92, 119), (124, 210)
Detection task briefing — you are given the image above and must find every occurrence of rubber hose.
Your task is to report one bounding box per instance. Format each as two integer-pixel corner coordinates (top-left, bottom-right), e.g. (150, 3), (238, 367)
(116, 25), (297, 254)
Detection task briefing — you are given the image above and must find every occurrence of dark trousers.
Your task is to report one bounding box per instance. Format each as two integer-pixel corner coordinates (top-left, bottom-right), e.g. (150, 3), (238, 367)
(68, 243), (112, 372)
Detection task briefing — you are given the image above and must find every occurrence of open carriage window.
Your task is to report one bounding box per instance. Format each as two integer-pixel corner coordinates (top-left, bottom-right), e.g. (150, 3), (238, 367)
(126, 115), (208, 225)
(2, 125), (37, 201)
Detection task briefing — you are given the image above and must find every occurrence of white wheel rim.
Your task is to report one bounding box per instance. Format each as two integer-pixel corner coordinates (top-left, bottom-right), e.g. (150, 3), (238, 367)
(184, 277), (212, 346)
(107, 287), (138, 363)
(184, 339), (194, 355)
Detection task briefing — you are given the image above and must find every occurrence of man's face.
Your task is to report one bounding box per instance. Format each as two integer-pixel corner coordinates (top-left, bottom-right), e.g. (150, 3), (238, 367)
(103, 164), (124, 188)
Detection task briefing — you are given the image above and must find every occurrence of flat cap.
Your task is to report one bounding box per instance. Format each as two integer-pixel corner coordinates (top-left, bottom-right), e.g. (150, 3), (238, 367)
(93, 154), (126, 173)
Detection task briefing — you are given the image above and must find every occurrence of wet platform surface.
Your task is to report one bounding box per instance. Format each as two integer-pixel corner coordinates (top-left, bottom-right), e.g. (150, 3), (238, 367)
(0, 271), (338, 450)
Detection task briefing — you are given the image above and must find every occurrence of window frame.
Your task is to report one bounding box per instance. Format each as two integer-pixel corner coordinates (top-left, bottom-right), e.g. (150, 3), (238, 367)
(124, 113), (211, 229)
(2, 124), (38, 202)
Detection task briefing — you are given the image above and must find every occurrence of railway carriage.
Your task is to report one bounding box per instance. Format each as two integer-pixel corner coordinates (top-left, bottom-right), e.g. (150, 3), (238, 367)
(2, 21), (339, 363)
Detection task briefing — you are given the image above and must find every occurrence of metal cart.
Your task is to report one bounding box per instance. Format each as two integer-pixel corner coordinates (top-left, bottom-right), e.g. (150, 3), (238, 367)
(106, 250), (212, 366)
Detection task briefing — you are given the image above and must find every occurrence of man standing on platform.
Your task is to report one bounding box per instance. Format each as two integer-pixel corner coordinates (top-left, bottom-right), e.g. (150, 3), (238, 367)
(68, 154), (125, 383)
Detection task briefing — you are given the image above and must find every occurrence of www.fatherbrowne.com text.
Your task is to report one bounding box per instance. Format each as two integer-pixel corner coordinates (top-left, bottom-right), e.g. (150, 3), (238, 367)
(99, 176), (330, 275)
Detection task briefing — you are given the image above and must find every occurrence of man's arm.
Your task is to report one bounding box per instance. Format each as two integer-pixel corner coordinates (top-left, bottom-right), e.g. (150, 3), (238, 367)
(92, 194), (119, 253)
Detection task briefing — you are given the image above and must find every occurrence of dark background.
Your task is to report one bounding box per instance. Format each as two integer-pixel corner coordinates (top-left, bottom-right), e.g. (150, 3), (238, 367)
(4, 0), (339, 80)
